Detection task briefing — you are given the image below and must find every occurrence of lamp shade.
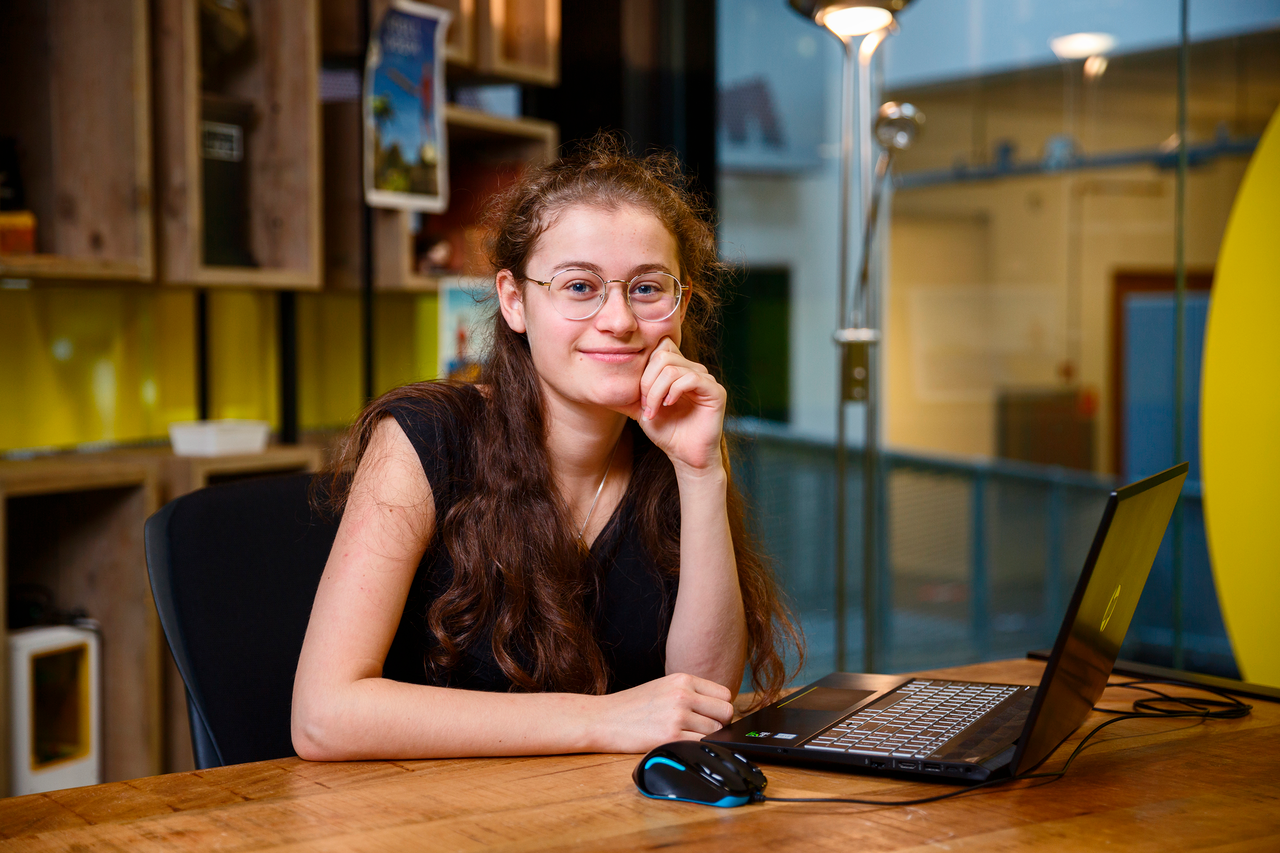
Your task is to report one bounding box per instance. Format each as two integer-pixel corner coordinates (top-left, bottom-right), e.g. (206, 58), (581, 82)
(788, 0), (910, 38)
(1049, 32), (1117, 59)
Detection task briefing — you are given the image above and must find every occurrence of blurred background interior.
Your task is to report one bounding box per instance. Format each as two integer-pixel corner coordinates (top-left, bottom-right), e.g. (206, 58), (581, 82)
(0, 0), (1277, 791)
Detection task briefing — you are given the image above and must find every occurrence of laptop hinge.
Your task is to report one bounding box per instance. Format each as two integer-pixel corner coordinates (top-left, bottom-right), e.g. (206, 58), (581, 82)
(981, 744), (1017, 773)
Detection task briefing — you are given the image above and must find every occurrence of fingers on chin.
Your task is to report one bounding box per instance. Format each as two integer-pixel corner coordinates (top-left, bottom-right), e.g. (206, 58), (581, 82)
(667, 374), (703, 402)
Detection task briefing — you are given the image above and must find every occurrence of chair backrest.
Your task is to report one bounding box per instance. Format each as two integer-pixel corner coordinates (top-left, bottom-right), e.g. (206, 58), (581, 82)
(144, 473), (338, 768)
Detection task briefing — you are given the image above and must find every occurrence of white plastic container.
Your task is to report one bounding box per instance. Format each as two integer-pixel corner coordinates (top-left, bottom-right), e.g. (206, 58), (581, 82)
(168, 419), (270, 456)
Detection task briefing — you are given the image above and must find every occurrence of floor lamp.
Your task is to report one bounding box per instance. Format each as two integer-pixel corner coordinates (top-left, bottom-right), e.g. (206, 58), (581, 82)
(788, 0), (918, 672)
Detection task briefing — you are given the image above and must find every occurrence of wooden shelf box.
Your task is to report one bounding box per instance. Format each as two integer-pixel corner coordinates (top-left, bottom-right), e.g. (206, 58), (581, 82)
(322, 100), (365, 292)
(0, 0), (153, 282)
(367, 106), (558, 292)
(153, 0), (322, 289)
(321, 0), (551, 84)
(325, 0), (477, 66)
(440, 0), (478, 66)
(0, 459), (161, 797)
(477, 0), (560, 85)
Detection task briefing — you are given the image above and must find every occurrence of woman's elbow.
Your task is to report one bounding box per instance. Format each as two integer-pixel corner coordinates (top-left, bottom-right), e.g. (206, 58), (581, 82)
(291, 692), (348, 761)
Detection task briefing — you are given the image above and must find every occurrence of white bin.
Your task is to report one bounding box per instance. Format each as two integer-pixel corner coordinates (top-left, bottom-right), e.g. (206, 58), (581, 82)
(8, 625), (102, 795)
(168, 419), (270, 456)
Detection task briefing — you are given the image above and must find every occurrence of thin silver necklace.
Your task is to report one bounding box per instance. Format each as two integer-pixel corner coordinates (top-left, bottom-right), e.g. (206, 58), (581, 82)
(578, 436), (621, 540)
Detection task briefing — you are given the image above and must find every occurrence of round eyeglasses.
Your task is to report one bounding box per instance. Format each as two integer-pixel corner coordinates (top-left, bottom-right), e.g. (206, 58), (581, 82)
(527, 269), (686, 322)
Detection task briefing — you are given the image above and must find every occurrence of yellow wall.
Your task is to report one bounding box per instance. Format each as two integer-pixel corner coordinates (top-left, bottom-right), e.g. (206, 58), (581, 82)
(295, 290), (440, 431)
(0, 284), (196, 452)
(375, 292), (440, 404)
(207, 290), (280, 424)
(297, 292), (363, 431)
(1, 285), (440, 454)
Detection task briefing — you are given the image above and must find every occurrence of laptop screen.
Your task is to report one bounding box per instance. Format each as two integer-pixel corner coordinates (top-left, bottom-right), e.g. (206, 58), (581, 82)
(1012, 462), (1188, 775)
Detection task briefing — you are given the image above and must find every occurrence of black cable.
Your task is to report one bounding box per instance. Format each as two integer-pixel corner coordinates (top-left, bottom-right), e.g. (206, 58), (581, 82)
(1017, 680), (1250, 789)
(757, 678), (1252, 808)
(1093, 679), (1251, 720)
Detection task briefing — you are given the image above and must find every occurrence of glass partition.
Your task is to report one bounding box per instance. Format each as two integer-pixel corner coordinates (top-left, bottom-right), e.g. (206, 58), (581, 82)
(718, 0), (1280, 682)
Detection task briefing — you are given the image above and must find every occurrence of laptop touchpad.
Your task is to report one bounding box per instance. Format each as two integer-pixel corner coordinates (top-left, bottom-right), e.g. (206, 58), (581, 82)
(783, 687), (875, 712)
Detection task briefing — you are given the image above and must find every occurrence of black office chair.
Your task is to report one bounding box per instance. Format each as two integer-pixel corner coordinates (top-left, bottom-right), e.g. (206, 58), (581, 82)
(144, 473), (339, 769)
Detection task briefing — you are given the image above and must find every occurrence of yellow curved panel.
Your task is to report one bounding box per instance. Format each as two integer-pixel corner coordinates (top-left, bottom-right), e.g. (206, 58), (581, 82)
(1202, 106), (1280, 687)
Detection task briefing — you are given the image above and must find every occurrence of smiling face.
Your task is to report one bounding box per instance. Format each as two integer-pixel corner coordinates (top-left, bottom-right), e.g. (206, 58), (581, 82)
(497, 203), (686, 416)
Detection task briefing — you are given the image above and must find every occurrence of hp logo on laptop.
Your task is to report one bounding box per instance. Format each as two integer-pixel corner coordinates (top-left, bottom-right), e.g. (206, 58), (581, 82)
(1101, 585), (1122, 631)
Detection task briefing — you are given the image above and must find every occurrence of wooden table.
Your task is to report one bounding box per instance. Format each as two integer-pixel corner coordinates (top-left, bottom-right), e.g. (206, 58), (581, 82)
(2, 659), (1277, 851)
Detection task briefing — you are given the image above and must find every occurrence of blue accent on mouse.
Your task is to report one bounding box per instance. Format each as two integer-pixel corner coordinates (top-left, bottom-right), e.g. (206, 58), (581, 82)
(636, 788), (750, 808)
(633, 740), (768, 808)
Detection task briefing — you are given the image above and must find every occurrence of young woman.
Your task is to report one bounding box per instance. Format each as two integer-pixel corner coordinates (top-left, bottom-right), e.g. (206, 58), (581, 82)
(292, 137), (802, 760)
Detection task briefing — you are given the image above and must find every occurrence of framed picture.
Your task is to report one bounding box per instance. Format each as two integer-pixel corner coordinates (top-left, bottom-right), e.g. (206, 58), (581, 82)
(364, 1), (452, 211)
(438, 276), (491, 382)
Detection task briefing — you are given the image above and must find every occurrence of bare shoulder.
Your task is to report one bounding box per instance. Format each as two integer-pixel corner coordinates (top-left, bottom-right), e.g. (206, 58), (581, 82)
(346, 416), (435, 539)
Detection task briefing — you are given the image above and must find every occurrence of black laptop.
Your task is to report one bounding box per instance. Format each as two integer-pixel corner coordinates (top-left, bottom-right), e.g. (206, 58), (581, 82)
(708, 462), (1189, 782)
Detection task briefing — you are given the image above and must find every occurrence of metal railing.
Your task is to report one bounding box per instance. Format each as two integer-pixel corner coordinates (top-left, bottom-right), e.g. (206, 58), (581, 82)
(727, 419), (1118, 680)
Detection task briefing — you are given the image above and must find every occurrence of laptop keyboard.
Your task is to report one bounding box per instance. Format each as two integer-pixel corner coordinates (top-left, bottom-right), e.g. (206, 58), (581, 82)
(803, 680), (1020, 760)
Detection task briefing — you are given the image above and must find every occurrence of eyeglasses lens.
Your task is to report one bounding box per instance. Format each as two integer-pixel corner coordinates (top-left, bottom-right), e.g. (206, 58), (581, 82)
(549, 270), (681, 321)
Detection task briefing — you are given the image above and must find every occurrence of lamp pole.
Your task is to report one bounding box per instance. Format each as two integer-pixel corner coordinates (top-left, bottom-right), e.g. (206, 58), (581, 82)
(788, 0), (913, 674)
(834, 28), (888, 674)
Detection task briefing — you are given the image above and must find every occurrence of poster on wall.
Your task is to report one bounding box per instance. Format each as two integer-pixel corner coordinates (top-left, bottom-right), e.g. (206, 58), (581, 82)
(438, 277), (491, 382)
(717, 0), (825, 173)
(364, 1), (452, 211)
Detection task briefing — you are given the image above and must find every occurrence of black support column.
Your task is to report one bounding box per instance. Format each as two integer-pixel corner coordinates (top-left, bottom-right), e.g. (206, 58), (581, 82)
(530, 0), (717, 205)
(278, 290), (298, 444)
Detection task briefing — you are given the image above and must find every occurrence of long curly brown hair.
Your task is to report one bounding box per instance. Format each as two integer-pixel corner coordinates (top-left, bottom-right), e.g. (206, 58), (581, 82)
(327, 134), (803, 706)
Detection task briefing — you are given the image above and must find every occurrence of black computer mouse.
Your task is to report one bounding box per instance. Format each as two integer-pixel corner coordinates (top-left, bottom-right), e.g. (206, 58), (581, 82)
(633, 740), (768, 807)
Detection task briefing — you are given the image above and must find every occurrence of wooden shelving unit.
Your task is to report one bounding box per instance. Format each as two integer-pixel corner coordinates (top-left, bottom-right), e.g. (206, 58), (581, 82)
(153, 0), (322, 289)
(109, 446), (325, 506)
(0, 0), (153, 282)
(0, 458), (161, 797)
(104, 447), (324, 773)
(3, 0), (563, 792)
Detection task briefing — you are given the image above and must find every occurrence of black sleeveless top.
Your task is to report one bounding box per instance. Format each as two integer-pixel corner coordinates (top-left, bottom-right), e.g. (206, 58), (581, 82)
(381, 385), (676, 693)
